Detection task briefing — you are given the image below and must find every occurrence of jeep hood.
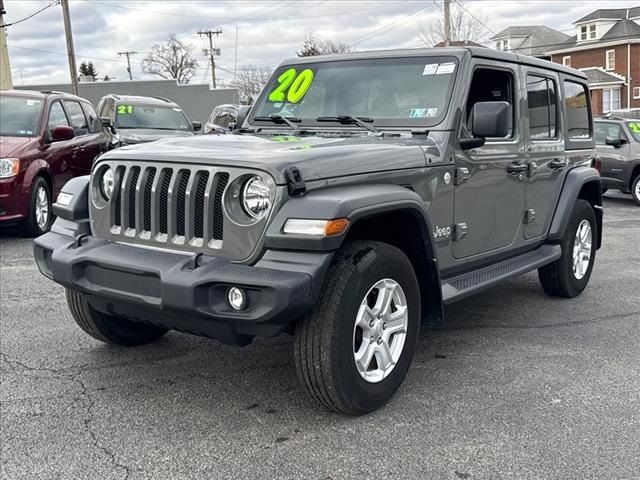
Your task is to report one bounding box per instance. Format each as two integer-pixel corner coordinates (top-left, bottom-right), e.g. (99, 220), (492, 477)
(102, 133), (432, 184)
(117, 128), (194, 145)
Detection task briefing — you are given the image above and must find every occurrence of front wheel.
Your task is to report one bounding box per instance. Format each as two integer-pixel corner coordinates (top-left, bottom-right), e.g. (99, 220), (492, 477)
(66, 290), (168, 346)
(21, 177), (52, 237)
(632, 175), (640, 206)
(538, 199), (596, 298)
(294, 241), (421, 415)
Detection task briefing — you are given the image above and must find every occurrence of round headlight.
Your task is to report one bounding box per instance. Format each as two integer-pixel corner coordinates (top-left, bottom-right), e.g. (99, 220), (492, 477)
(100, 167), (114, 200)
(241, 176), (272, 219)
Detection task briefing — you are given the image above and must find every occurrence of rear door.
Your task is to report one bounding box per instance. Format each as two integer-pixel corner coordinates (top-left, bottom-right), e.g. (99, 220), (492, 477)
(80, 101), (108, 168)
(594, 121), (630, 189)
(522, 67), (566, 239)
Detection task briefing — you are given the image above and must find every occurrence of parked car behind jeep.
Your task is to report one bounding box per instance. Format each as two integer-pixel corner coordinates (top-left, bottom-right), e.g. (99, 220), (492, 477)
(594, 118), (640, 205)
(34, 48), (602, 415)
(0, 90), (107, 236)
(97, 94), (201, 148)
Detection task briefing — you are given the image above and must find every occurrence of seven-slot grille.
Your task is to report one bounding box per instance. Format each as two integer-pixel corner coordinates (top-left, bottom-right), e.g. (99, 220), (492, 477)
(108, 164), (229, 247)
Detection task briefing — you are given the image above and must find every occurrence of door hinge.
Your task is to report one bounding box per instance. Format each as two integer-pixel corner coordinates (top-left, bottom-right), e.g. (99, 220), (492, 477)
(454, 167), (470, 185)
(453, 222), (468, 241)
(527, 162), (538, 177)
(524, 209), (536, 224)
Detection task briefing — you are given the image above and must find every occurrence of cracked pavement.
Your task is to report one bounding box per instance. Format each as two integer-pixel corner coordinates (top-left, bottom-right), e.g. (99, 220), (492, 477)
(1, 193), (639, 480)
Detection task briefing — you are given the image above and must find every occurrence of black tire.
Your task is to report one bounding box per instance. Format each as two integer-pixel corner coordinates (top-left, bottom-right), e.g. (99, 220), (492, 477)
(294, 241), (421, 415)
(538, 199), (597, 298)
(631, 175), (640, 206)
(66, 289), (168, 346)
(21, 177), (52, 237)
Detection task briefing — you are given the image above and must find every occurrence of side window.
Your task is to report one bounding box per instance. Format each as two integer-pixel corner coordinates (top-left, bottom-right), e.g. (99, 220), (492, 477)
(526, 75), (557, 139)
(63, 100), (89, 135)
(594, 123), (623, 145)
(465, 68), (515, 139)
(81, 102), (101, 133)
(47, 101), (70, 134)
(215, 111), (232, 128)
(564, 81), (591, 139)
(208, 106), (220, 124)
(102, 99), (115, 119)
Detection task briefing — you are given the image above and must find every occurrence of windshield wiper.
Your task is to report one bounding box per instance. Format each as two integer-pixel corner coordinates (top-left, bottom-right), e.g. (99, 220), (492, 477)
(253, 115), (300, 130)
(316, 115), (378, 132)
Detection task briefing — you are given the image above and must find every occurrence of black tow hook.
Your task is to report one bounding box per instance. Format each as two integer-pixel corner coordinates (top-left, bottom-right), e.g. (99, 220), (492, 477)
(186, 252), (203, 271)
(72, 234), (89, 249)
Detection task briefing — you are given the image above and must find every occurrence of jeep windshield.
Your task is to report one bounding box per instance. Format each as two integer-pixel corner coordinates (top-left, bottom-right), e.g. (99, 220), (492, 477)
(115, 104), (192, 131)
(250, 56), (458, 129)
(0, 94), (43, 137)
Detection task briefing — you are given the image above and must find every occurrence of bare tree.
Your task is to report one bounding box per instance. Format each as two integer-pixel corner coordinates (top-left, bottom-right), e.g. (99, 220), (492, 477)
(297, 33), (352, 57)
(418, 3), (489, 46)
(142, 34), (199, 84)
(233, 66), (273, 104)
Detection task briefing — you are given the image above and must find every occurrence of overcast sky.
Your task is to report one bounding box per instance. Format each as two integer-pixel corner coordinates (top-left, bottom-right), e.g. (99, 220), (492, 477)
(3, 0), (640, 87)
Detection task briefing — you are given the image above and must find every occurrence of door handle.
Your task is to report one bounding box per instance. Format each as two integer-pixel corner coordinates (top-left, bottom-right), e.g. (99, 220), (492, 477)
(549, 159), (567, 170)
(506, 162), (528, 174)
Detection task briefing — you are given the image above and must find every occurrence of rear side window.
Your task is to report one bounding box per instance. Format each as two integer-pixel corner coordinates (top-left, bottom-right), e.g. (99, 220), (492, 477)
(81, 102), (101, 133)
(526, 75), (557, 139)
(63, 100), (89, 135)
(47, 101), (69, 133)
(564, 81), (590, 139)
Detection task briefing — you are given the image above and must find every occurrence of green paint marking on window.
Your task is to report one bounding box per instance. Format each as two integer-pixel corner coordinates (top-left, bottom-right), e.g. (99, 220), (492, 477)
(267, 68), (314, 104)
(117, 105), (134, 114)
(628, 122), (640, 133)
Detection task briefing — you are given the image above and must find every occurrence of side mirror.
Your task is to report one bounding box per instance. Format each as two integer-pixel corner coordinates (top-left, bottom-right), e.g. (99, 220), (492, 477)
(51, 125), (75, 142)
(100, 116), (113, 128)
(234, 105), (251, 130)
(605, 136), (624, 147)
(472, 101), (511, 139)
(192, 121), (202, 131)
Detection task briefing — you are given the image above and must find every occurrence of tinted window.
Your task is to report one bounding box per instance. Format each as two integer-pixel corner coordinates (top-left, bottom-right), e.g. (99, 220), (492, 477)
(527, 75), (557, 139)
(564, 81), (590, 139)
(594, 123), (624, 145)
(81, 102), (101, 133)
(47, 101), (69, 133)
(0, 95), (43, 137)
(63, 100), (89, 135)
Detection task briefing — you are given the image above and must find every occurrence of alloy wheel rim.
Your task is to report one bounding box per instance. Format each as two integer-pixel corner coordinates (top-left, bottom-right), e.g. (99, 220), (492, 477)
(35, 186), (49, 230)
(353, 278), (408, 384)
(572, 219), (592, 280)
(635, 181), (640, 201)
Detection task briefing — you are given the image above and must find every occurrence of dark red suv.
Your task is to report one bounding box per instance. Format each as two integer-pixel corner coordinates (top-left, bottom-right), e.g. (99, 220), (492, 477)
(0, 90), (108, 236)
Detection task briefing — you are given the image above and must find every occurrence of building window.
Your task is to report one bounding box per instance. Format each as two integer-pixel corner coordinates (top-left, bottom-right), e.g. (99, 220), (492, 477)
(562, 56), (571, 67)
(580, 24), (596, 40)
(634, 87), (640, 99)
(605, 50), (615, 70)
(603, 88), (621, 113)
(496, 39), (510, 51)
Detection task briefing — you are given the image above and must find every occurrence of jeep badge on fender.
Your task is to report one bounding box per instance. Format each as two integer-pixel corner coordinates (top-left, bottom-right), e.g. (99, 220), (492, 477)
(34, 47), (602, 415)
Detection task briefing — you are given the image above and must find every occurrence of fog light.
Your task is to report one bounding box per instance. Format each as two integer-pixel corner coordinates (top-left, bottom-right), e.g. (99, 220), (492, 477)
(227, 287), (246, 311)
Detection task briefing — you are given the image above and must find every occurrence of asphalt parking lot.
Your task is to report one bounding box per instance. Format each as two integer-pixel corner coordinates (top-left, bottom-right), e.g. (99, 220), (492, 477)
(1, 193), (639, 480)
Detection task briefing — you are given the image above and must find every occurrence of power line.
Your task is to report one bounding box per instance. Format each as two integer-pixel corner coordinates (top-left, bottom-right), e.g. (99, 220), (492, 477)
(118, 51), (137, 80)
(0, 0), (59, 28)
(453, 0), (497, 37)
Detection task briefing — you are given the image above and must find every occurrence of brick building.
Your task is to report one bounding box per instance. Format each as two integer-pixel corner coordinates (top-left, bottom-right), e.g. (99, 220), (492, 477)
(548, 7), (640, 116)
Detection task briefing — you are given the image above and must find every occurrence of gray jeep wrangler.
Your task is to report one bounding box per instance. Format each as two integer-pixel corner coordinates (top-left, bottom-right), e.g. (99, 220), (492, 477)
(34, 47), (603, 415)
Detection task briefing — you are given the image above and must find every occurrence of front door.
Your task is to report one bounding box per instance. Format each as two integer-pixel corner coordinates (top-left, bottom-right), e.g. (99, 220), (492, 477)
(522, 68), (567, 239)
(453, 62), (526, 259)
(595, 121), (630, 189)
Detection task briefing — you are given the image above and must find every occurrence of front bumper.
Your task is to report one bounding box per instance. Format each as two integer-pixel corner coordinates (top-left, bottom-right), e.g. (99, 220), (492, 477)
(0, 176), (26, 224)
(34, 229), (332, 345)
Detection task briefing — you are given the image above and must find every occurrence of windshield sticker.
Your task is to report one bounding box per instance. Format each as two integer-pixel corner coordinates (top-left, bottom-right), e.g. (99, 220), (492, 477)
(422, 64), (438, 76)
(628, 122), (640, 133)
(117, 105), (134, 115)
(436, 63), (456, 75)
(410, 108), (438, 118)
(268, 68), (314, 103)
(26, 99), (41, 107)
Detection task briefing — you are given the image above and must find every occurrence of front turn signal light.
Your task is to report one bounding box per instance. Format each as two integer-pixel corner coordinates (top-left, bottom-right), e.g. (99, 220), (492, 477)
(283, 218), (350, 237)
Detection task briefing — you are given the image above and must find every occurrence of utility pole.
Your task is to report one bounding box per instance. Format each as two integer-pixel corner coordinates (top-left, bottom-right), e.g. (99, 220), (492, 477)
(118, 51), (137, 80)
(198, 29), (222, 88)
(0, 0), (13, 90)
(60, 0), (78, 95)
(443, 0), (452, 47)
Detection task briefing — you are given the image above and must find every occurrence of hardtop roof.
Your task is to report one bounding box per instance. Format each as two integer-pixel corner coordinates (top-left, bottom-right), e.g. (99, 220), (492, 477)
(104, 94), (180, 107)
(280, 46), (587, 80)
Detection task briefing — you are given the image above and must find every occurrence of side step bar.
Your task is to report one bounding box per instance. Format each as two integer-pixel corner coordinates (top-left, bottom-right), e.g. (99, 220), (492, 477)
(441, 244), (561, 304)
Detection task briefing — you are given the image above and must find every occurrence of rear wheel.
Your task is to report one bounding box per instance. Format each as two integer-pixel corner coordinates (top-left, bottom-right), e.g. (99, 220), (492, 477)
(632, 175), (640, 206)
(21, 177), (52, 237)
(538, 199), (596, 298)
(294, 241), (420, 415)
(66, 289), (168, 346)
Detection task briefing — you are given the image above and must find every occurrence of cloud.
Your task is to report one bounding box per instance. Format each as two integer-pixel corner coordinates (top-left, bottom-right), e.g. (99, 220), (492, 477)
(4, 0), (639, 87)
